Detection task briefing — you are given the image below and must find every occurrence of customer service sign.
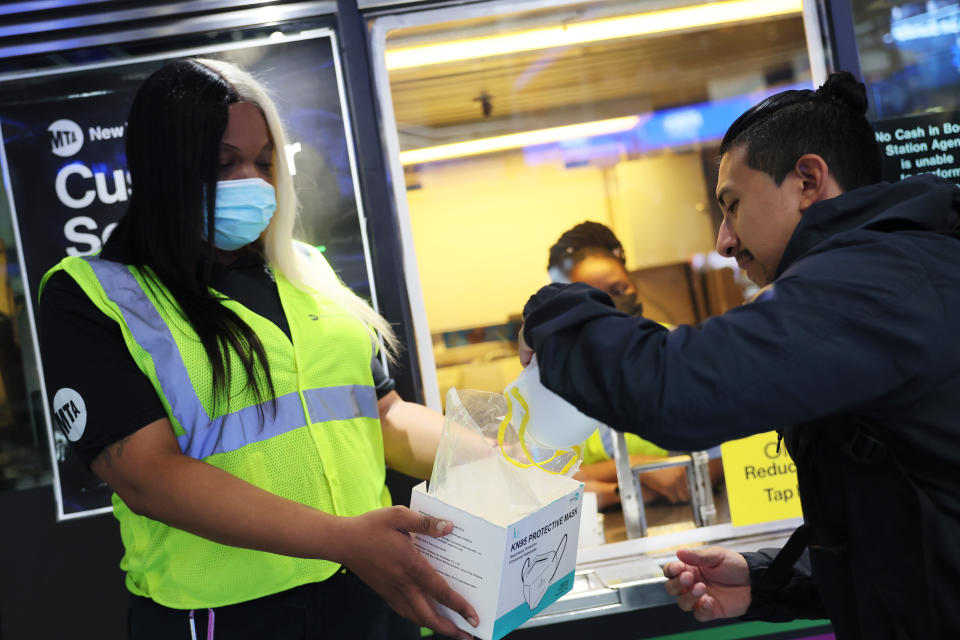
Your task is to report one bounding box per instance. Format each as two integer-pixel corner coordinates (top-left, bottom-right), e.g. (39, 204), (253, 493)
(0, 31), (373, 519)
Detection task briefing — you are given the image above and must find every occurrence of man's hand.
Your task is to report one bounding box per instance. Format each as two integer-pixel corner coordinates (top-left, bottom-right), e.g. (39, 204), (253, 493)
(334, 506), (478, 639)
(663, 546), (751, 621)
(517, 322), (534, 367)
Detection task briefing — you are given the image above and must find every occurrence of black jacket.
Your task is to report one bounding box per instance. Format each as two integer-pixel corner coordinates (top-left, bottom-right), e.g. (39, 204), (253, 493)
(523, 175), (960, 638)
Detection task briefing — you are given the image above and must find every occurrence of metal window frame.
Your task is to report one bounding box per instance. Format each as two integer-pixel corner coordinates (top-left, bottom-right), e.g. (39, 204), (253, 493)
(817, 0), (862, 78)
(0, 0), (284, 39)
(0, 1), (336, 64)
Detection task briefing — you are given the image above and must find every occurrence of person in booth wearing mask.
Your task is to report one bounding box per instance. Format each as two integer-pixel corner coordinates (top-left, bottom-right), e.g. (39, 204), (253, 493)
(519, 72), (960, 637)
(547, 222), (644, 317)
(547, 221), (701, 507)
(36, 59), (478, 640)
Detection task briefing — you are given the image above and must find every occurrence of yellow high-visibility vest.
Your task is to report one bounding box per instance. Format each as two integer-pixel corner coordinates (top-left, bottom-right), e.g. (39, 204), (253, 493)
(42, 247), (384, 608)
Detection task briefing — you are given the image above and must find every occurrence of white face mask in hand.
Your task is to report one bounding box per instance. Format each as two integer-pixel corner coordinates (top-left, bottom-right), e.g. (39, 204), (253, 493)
(203, 178), (276, 250)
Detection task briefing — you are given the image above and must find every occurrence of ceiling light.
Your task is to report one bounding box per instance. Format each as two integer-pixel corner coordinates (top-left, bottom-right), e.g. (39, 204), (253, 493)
(386, 0), (802, 70)
(400, 116), (641, 165)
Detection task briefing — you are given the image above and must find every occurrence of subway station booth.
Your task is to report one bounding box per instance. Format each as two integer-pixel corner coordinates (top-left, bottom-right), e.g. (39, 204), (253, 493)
(1, 1), (956, 638)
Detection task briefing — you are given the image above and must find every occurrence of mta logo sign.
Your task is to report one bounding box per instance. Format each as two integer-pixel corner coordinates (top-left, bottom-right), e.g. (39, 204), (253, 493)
(47, 119), (84, 157)
(52, 387), (87, 442)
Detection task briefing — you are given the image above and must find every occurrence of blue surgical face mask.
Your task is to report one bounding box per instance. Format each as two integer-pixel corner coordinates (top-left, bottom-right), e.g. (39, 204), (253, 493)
(204, 177), (277, 251)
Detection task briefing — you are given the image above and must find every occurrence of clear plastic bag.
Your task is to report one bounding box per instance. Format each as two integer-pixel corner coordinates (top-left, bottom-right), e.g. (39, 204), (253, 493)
(428, 388), (582, 527)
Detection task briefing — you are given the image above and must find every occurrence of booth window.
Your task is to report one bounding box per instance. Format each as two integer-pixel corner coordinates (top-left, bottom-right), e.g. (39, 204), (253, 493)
(373, 0), (811, 544)
(849, 0), (960, 120)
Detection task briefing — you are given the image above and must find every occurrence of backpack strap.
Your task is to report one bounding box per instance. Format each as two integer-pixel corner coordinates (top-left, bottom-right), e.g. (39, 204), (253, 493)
(834, 423), (960, 494)
(758, 417), (959, 591)
(754, 523), (812, 590)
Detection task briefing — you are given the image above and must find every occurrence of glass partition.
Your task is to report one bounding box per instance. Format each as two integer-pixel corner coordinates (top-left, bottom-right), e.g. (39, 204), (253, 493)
(371, 0), (811, 546)
(849, 0), (960, 120)
(848, 0), (960, 188)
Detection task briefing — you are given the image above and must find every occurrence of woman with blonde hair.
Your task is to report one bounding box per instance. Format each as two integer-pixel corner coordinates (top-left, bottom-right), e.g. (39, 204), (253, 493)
(38, 58), (476, 640)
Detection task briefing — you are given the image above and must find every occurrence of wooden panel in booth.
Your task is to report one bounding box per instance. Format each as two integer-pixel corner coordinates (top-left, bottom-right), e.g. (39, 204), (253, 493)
(433, 341), (523, 409)
(629, 262), (702, 326)
(701, 267), (746, 316)
(629, 263), (745, 327)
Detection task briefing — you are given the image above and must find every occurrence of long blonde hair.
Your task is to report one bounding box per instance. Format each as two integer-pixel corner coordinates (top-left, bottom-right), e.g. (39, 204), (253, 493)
(195, 58), (399, 359)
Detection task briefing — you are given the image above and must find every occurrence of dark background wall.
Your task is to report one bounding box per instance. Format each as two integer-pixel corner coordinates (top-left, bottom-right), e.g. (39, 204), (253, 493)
(0, 487), (126, 639)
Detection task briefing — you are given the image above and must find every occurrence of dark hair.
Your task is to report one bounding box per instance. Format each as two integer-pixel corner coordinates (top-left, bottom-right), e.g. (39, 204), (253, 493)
(107, 58), (274, 416)
(718, 71), (882, 191)
(548, 221), (625, 276)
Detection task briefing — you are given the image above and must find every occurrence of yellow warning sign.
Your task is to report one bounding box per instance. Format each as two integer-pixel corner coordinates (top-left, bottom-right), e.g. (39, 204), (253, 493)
(721, 431), (802, 527)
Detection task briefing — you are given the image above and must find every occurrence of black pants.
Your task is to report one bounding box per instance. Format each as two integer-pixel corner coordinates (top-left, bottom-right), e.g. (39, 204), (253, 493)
(127, 569), (420, 640)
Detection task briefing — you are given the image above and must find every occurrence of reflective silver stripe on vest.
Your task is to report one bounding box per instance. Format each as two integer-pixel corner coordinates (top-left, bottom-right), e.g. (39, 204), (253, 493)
(303, 386), (378, 424)
(599, 424), (615, 458)
(85, 258), (378, 459)
(178, 391), (307, 459)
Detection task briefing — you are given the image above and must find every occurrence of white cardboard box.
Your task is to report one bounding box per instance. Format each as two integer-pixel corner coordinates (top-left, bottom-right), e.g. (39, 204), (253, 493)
(410, 479), (584, 640)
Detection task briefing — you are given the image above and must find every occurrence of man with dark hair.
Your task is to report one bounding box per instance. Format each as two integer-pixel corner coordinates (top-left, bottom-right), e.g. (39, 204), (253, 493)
(518, 72), (960, 637)
(719, 76), (882, 192)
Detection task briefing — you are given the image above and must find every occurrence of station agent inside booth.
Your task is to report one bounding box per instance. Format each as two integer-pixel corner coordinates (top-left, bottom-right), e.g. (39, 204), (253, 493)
(546, 221), (726, 510)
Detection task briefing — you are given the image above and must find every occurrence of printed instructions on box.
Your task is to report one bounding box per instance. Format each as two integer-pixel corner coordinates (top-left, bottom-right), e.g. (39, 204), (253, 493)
(413, 511), (489, 595)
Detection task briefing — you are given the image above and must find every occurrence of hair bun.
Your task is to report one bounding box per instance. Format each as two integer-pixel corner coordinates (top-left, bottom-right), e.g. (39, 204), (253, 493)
(815, 71), (868, 115)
